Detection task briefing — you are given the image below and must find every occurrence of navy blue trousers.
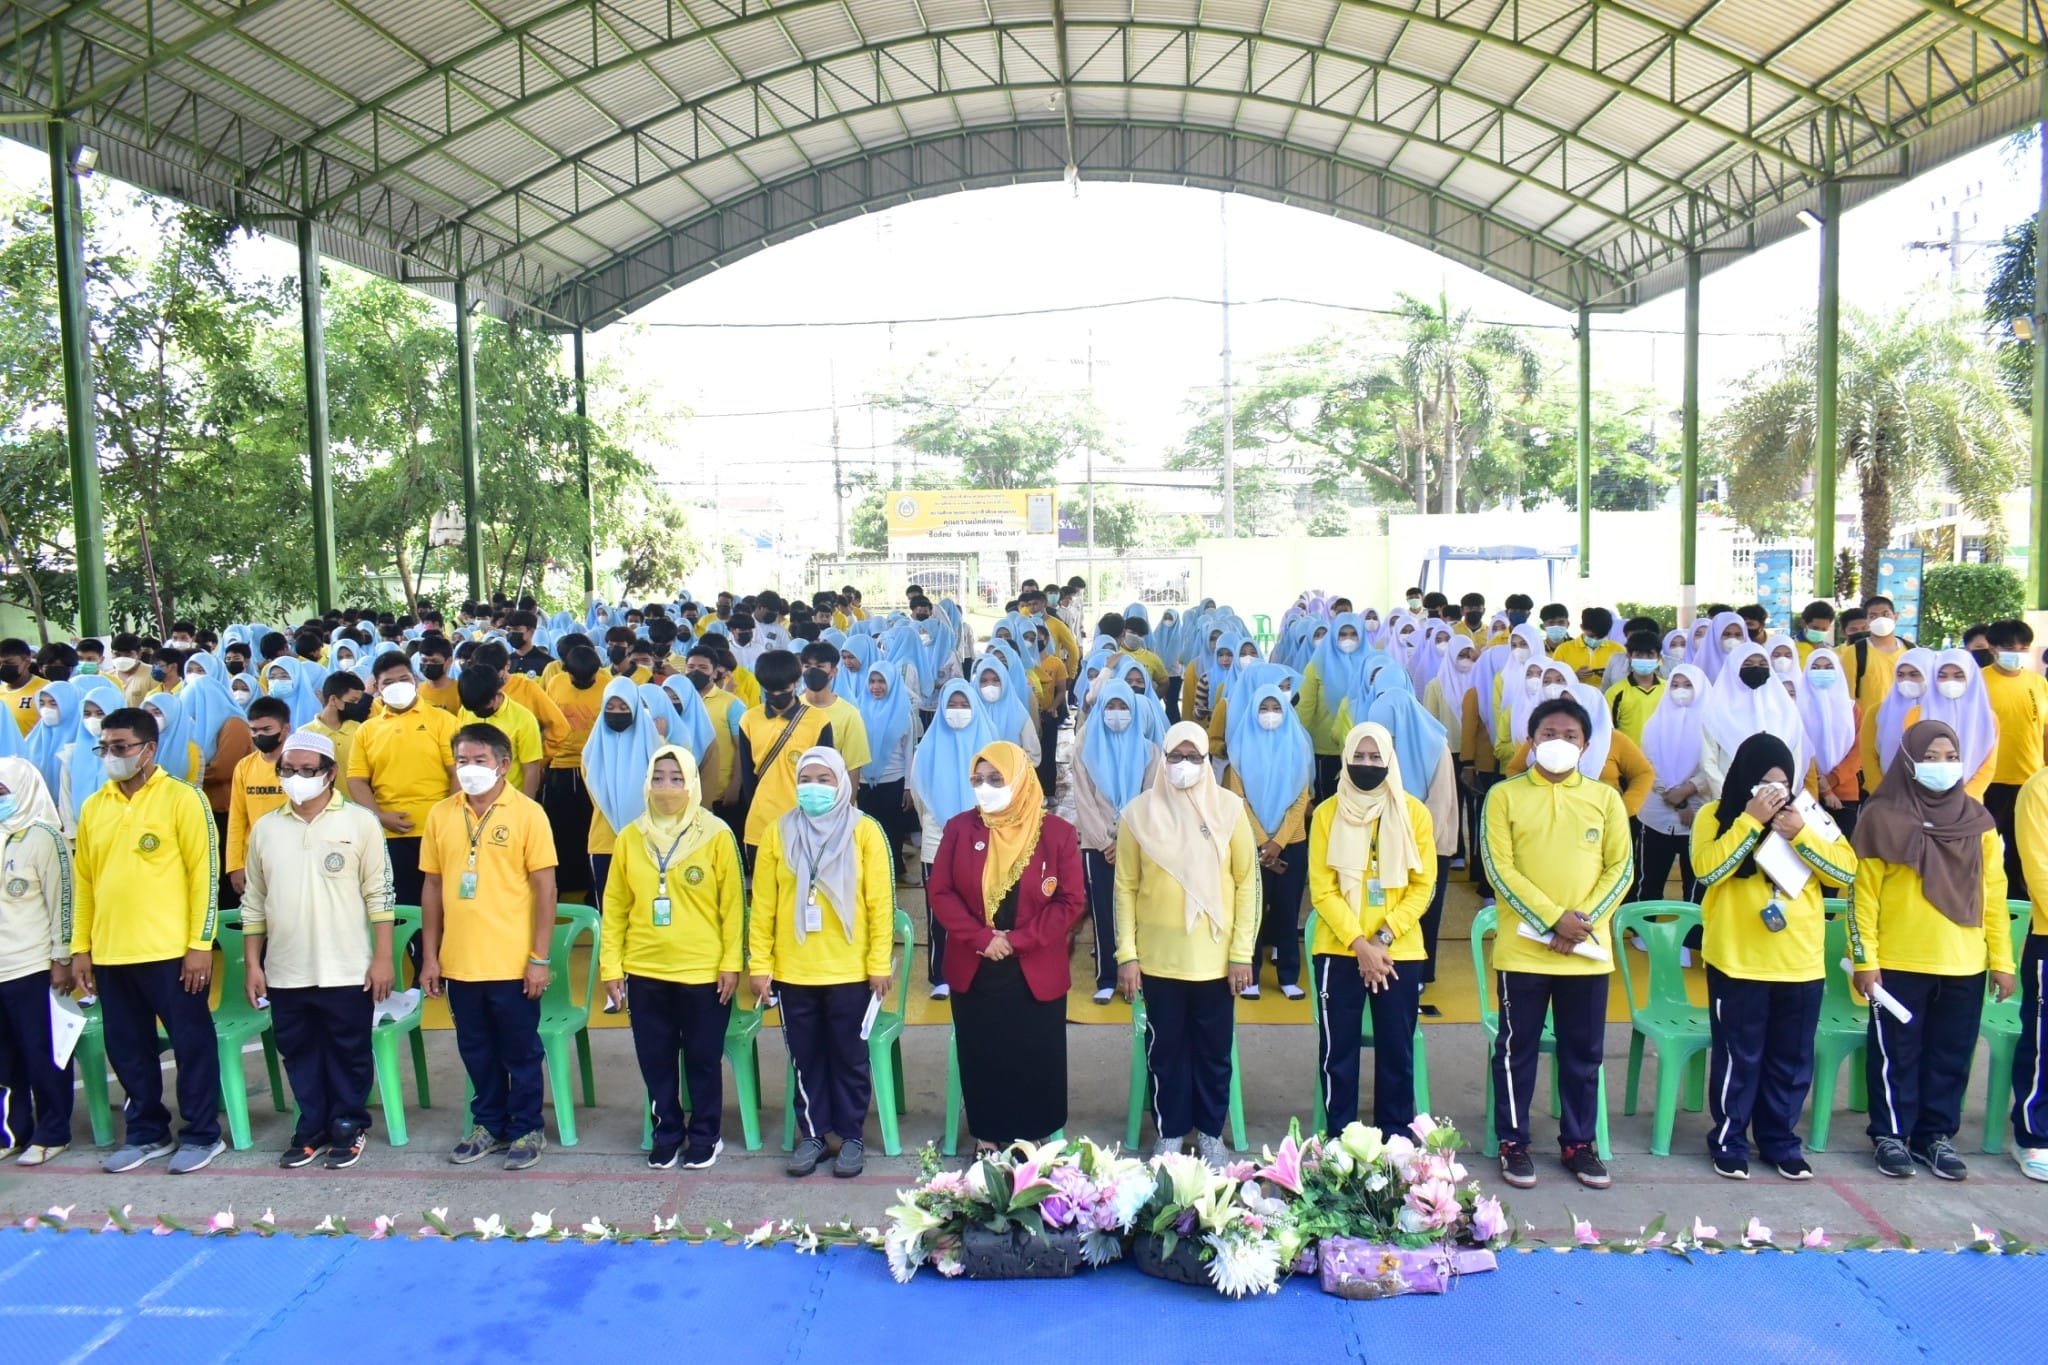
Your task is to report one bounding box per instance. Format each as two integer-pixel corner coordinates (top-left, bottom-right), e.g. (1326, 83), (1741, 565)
(779, 980), (871, 1142)
(1314, 954), (1421, 1135)
(270, 984), (373, 1143)
(628, 975), (730, 1150)
(0, 969), (73, 1148)
(98, 958), (221, 1148)
(1705, 967), (1821, 1163)
(1866, 968), (1983, 1143)
(447, 978), (544, 1141)
(1493, 970), (1606, 1149)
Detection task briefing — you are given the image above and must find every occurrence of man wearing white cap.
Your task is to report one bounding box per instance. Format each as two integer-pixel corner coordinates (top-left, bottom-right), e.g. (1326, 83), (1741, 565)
(240, 728), (395, 1171)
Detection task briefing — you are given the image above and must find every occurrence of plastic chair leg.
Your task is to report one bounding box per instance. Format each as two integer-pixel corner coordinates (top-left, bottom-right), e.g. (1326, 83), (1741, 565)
(372, 1036), (410, 1147)
(892, 1038), (907, 1115)
(1125, 1027), (1147, 1150)
(1227, 1039), (1246, 1153)
(1623, 1032), (1645, 1116)
(217, 1038), (254, 1150)
(1848, 1059), (1869, 1111)
(1683, 1049), (1707, 1113)
(262, 1033), (287, 1112)
(77, 1034), (114, 1147)
(1594, 1064), (1612, 1162)
(1808, 1051), (1840, 1154)
(724, 1038), (762, 1152)
(575, 1028), (596, 1106)
(543, 1040), (579, 1146)
(1413, 1026), (1432, 1117)
(409, 1029), (432, 1109)
(869, 1036), (901, 1156)
(1650, 1051), (1684, 1157)
(943, 1033), (961, 1158)
(1984, 1038), (2017, 1155)
(781, 1056), (797, 1152)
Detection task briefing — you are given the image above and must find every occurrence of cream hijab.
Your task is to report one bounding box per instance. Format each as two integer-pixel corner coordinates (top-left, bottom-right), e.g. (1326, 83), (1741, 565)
(636, 744), (719, 868)
(0, 757), (62, 836)
(1121, 720), (1244, 939)
(1326, 722), (1423, 906)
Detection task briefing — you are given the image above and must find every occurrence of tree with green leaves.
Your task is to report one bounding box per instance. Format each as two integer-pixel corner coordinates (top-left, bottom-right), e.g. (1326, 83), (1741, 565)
(1391, 291), (1545, 513)
(1078, 486), (1150, 552)
(874, 359), (1109, 490)
(1715, 302), (2022, 591)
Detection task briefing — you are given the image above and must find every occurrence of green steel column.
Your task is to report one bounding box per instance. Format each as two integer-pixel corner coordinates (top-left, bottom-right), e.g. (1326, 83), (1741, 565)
(1681, 254), (1701, 625)
(298, 219), (338, 612)
(1577, 304), (1591, 581)
(49, 122), (109, 635)
(573, 329), (594, 606)
(1815, 181), (1842, 597)
(2032, 74), (2048, 610)
(454, 280), (484, 604)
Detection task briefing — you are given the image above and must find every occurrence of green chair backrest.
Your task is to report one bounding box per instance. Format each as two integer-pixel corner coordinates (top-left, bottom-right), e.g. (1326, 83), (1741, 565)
(388, 905), (423, 990)
(214, 922), (253, 1010)
(1820, 909), (1861, 1016)
(1613, 900), (1702, 1011)
(873, 906), (915, 1034)
(543, 902), (601, 1013)
(1470, 905), (1500, 1033)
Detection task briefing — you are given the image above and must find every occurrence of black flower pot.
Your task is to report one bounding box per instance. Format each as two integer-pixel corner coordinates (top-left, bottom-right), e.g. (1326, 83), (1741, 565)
(959, 1224), (1087, 1279)
(1131, 1232), (1211, 1285)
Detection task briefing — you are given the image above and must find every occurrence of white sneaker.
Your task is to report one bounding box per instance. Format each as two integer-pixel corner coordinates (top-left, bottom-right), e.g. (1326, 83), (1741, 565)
(15, 1143), (67, 1167)
(1196, 1133), (1231, 1167)
(2015, 1146), (2048, 1183)
(1280, 984), (1306, 1001)
(1239, 984), (1260, 1001)
(1092, 988), (1115, 1005)
(929, 984), (951, 1001)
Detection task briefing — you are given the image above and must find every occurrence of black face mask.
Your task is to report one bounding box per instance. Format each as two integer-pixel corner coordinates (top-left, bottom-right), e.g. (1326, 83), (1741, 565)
(603, 710), (636, 733)
(251, 732), (284, 754)
(0, 662), (23, 686)
(421, 661), (447, 680)
(340, 696), (372, 724)
(507, 633), (528, 649)
(732, 630), (754, 645)
(1347, 762), (1388, 792)
(1462, 610), (1483, 628)
(764, 688), (796, 713)
(802, 667), (831, 693)
(607, 644), (631, 666)
(1971, 647), (1996, 668)
(1737, 665), (1771, 690)
(687, 671), (712, 693)
(225, 658), (246, 675)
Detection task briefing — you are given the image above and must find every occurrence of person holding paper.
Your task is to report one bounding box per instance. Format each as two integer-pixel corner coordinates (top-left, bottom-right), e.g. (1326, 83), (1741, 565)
(0, 758), (73, 1166)
(748, 746), (893, 1179)
(1480, 693), (1633, 1191)
(1850, 720), (2015, 1180)
(1307, 722), (1438, 1135)
(239, 730), (394, 1171)
(1691, 733), (1855, 1181)
(598, 746), (744, 1172)
(2007, 758), (2048, 1181)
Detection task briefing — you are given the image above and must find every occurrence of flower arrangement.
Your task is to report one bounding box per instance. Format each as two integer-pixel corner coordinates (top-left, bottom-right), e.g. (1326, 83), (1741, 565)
(882, 1139), (1152, 1282)
(1130, 1151), (1306, 1298)
(1272, 1115), (1508, 1252)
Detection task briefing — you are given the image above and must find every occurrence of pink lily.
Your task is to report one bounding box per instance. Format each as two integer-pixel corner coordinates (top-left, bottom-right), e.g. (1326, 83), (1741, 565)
(1803, 1227), (1829, 1249)
(1573, 1217), (1599, 1246)
(1256, 1133), (1307, 1195)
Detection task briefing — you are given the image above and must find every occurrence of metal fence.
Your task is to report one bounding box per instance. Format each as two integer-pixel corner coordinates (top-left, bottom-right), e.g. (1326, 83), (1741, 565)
(808, 555), (975, 611)
(1729, 535), (1819, 602)
(1056, 555), (1202, 611)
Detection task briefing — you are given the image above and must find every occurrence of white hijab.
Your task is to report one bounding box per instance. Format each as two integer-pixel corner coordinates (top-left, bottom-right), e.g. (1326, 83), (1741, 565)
(1705, 641), (1809, 782)
(1120, 721), (1243, 940)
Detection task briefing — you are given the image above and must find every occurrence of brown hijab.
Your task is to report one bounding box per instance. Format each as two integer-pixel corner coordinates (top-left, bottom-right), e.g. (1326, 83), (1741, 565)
(1850, 719), (1995, 927)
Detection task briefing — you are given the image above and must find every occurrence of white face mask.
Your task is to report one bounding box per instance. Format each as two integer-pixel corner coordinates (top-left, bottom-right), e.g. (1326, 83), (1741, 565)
(1103, 708), (1133, 733)
(943, 707), (973, 730)
(37, 706), (59, 728)
(1668, 685), (1694, 707)
(1533, 738), (1581, 774)
(1166, 757), (1204, 789)
(1256, 709), (1283, 731)
(1510, 644), (1530, 663)
(1454, 656), (1475, 673)
(979, 683), (1003, 703)
(1434, 639), (1450, 654)
(1720, 636), (1740, 654)
(281, 772), (329, 805)
(1523, 675), (1543, 698)
(972, 783), (1013, 813)
(102, 752), (142, 781)
(107, 656), (139, 674)
(1936, 679), (1967, 700)
(1336, 637), (1359, 654)
(1896, 679), (1926, 700)
(1542, 683), (1567, 701)
(230, 688), (252, 706)
(455, 763), (500, 796)
(1868, 616), (1897, 638)
(1772, 655), (1796, 674)
(381, 681), (418, 712)
(82, 715), (103, 737)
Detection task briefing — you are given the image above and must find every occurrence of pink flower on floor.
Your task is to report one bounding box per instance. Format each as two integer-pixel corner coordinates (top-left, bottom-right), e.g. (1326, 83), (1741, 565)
(1256, 1133), (1308, 1195)
(1573, 1217), (1599, 1246)
(1409, 1114), (1439, 1140)
(1471, 1197), (1508, 1243)
(1803, 1227), (1829, 1249)
(1742, 1218), (1773, 1247)
(208, 1210), (235, 1234)
(1691, 1217), (1717, 1242)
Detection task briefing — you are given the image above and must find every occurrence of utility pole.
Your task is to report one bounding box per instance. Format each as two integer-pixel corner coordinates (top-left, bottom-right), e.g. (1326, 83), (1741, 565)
(1907, 183), (1994, 288)
(1219, 193), (1236, 538)
(1085, 333), (1096, 571)
(830, 362), (846, 558)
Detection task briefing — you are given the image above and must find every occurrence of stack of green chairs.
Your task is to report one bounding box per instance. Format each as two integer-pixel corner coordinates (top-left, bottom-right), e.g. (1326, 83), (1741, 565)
(1615, 901), (1710, 1156)
(1468, 906), (1612, 1159)
(1298, 909), (1432, 1136)
(1806, 902), (1868, 1152)
(1124, 994), (1248, 1152)
(780, 907), (915, 1156)
(1973, 900), (2033, 1154)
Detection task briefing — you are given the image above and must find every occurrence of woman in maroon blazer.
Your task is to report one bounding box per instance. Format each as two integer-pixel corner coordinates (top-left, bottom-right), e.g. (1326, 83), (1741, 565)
(928, 740), (1087, 1148)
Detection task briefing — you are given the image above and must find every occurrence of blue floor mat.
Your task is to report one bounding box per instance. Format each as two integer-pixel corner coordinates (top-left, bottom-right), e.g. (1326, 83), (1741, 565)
(2, 1232), (2043, 1364)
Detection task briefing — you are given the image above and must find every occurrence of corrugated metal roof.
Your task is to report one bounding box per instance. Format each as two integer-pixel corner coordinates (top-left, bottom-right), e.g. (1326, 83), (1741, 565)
(2, 0), (2042, 326)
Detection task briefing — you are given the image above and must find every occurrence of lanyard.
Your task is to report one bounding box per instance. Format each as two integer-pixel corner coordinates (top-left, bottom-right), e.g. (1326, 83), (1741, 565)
(652, 828), (688, 895)
(461, 802), (499, 872)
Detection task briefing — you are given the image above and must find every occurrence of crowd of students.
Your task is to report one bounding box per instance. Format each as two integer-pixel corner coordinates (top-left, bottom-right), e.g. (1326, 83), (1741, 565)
(0, 578), (2043, 1194)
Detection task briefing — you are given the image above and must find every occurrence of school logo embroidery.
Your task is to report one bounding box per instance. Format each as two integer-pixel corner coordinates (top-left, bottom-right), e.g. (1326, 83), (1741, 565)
(4, 877), (26, 898)
(138, 833), (161, 853)
(684, 866), (705, 886)
(490, 824), (511, 845)
(1584, 828), (1600, 844)
(323, 852), (346, 873)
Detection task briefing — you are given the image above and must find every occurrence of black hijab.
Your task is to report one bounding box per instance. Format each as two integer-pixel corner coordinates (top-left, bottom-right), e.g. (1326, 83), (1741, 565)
(1711, 732), (1797, 879)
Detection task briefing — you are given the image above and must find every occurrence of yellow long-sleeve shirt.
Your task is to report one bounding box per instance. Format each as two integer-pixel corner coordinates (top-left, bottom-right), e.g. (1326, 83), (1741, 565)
(746, 815), (894, 986)
(1850, 832), (2013, 976)
(225, 750), (289, 873)
(1112, 807), (1260, 981)
(1221, 768), (1311, 848)
(502, 673), (570, 763)
(2015, 767), (2048, 936)
(1479, 769), (1632, 976)
(1602, 677), (1665, 747)
(598, 815), (745, 984)
(1691, 802), (1856, 982)
(1984, 667), (2048, 787)
(1296, 663), (1341, 757)
(71, 768), (220, 963)
(1553, 638), (1621, 685)
(1306, 793), (1436, 960)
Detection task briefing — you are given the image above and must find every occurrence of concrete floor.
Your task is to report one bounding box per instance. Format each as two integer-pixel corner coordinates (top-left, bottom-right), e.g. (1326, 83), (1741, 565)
(4, 1016), (2043, 1248)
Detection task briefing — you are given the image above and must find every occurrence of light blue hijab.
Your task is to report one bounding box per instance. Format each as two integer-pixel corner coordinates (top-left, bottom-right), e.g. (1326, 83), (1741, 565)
(583, 676), (658, 835)
(969, 651), (1031, 742)
(855, 662), (913, 779)
(24, 680), (82, 799)
(836, 635), (878, 703)
(636, 682), (683, 750)
(656, 673), (716, 761)
(912, 679), (998, 826)
(1228, 683), (1314, 834)
(1079, 679), (1156, 809)
(261, 656), (323, 729)
(1104, 652), (1169, 745)
(1367, 688), (1449, 794)
(64, 678), (122, 824)
(176, 652), (241, 766)
(142, 689), (201, 784)
(1309, 612), (1372, 721)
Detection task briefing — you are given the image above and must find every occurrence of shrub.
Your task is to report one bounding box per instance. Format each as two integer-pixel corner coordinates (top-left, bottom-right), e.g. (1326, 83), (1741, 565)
(1919, 563), (2023, 647)
(1616, 602), (1678, 631)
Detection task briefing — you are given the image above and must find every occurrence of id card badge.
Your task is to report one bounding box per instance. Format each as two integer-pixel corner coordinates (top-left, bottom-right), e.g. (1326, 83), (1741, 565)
(1759, 899), (1788, 934)
(803, 889), (823, 935)
(652, 896), (672, 927)
(458, 870), (479, 900)
(1366, 878), (1386, 908)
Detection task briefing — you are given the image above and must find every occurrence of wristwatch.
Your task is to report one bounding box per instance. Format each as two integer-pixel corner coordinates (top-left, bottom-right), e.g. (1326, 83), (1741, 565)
(1373, 928), (1396, 948)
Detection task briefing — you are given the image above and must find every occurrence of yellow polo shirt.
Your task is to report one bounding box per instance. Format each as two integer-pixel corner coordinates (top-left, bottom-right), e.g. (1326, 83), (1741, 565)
(71, 768), (220, 963)
(1984, 667), (2048, 786)
(737, 703), (833, 845)
(457, 699), (545, 794)
(347, 704), (459, 838)
(1849, 835), (2013, 977)
(225, 751), (290, 873)
(1478, 769), (1632, 976)
(2, 674), (47, 736)
(420, 787), (558, 982)
(745, 814), (894, 986)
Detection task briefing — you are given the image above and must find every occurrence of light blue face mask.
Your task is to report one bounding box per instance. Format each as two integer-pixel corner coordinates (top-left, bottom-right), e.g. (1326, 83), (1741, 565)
(1808, 669), (1838, 690)
(1912, 761), (1963, 792)
(1544, 624), (1568, 643)
(1999, 651), (2027, 672)
(795, 782), (837, 817)
(269, 675), (295, 695)
(0, 795), (16, 823)
(1630, 658), (1658, 676)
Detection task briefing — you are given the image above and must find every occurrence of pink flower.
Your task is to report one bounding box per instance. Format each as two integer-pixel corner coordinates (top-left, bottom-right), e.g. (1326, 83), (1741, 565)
(1409, 1114), (1439, 1140)
(1573, 1217), (1599, 1246)
(1221, 1160), (1256, 1182)
(1011, 1158), (1047, 1195)
(1404, 1178), (1463, 1231)
(1802, 1227), (1829, 1249)
(1742, 1217), (1773, 1247)
(1691, 1217), (1718, 1242)
(1256, 1133), (1307, 1195)
(1471, 1197), (1508, 1243)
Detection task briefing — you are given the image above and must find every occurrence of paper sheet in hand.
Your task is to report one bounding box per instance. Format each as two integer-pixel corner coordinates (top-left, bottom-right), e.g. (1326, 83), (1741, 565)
(1792, 790), (1842, 844)
(859, 990), (882, 1040)
(1755, 832), (1811, 899)
(372, 987), (421, 1027)
(1514, 920), (1611, 962)
(48, 990), (85, 1068)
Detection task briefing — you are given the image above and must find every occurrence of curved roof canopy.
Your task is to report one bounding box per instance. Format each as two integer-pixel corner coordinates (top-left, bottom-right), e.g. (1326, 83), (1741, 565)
(3, 0), (2044, 328)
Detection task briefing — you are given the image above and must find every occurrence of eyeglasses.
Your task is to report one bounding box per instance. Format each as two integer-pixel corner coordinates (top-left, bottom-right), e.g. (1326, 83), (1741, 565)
(92, 740), (148, 757)
(278, 765), (327, 780)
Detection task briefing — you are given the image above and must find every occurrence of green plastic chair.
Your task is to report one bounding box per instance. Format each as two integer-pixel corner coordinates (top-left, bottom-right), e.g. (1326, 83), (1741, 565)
(943, 1030), (1063, 1156)
(639, 1001), (767, 1153)
(1252, 613), (1276, 652)
(779, 907), (915, 1156)
(1974, 900), (2032, 1155)
(1615, 901), (1711, 1157)
(368, 906), (432, 1145)
(1806, 903), (1869, 1153)
(457, 904), (602, 1145)
(72, 1003), (114, 1146)
(1469, 906), (1612, 1159)
(1299, 910), (1432, 1135)
(1125, 993), (1248, 1152)
(208, 923), (287, 1150)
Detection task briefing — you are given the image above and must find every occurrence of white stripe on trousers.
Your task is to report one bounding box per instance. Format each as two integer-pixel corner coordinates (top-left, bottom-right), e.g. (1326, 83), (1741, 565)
(1497, 974), (1518, 1132)
(1145, 996), (1167, 1140)
(1317, 959), (1335, 1122)
(1710, 995), (1736, 1149)
(2023, 957), (2048, 1137)
(1872, 1002), (1902, 1138)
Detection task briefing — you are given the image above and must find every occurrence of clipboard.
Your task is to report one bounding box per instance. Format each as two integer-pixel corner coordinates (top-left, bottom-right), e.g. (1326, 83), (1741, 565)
(1515, 920), (1611, 962)
(49, 990), (86, 1068)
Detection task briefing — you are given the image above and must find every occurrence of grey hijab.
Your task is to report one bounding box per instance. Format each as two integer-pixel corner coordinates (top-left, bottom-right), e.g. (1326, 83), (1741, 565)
(777, 745), (860, 942)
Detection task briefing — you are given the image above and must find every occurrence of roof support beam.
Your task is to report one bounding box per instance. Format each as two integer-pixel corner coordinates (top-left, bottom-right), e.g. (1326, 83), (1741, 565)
(1814, 179), (1842, 598)
(1904, 0), (2047, 58)
(1576, 304), (1591, 582)
(454, 278), (484, 605)
(299, 215), (338, 614)
(1680, 250), (1700, 625)
(2030, 69), (2048, 611)
(1051, 0), (1077, 172)
(50, 113), (109, 636)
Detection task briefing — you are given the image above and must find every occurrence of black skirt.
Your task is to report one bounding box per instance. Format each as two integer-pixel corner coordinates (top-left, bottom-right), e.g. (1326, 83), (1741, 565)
(953, 889), (1067, 1144)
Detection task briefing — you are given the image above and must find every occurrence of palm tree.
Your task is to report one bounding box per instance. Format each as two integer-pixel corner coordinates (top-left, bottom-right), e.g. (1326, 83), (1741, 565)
(1715, 303), (2023, 592)
(1392, 292), (1545, 513)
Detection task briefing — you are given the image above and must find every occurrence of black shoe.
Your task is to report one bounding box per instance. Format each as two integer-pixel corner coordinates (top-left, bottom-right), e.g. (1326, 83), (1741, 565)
(1561, 1142), (1611, 1189)
(279, 1138), (327, 1170)
(1909, 1135), (1968, 1181)
(647, 1142), (681, 1170)
(683, 1140), (723, 1170)
(833, 1138), (866, 1177)
(324, 1129), (368, 1171)
(1498, 1141), (1537, 1188)
(1711, 1152), (1749, 1180)
(1874, 1136), (1916, 1178)
(1774, 1155), (1814, 1181)
(787, 1136), (828, 1177)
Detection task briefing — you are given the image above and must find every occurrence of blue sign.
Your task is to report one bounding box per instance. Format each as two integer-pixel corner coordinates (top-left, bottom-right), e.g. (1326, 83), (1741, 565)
(1754, 549), (1795, 633)
(1876, 548), (1925, 639)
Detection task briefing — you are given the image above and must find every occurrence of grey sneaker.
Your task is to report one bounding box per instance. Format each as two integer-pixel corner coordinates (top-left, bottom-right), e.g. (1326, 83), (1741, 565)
(451, 1124), (508, 1165)
(1150, 1135), (1182, 1161)
(787, 1135), (828, 1177)
(102, 1138), (176, 1174)
(1874, 1135), (1915, 1178)
(1196, 1133), (1230, 1167)
(833, 1138), (865, 1178)
(503, 1130), (546, 1172)
(168, 1139), (226, 1174)
(1909, 1135), (1967, 1181)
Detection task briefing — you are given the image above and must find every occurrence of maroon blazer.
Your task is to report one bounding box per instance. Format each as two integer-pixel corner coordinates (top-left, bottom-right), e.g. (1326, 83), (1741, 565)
(928, 809), (1087, 1000)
